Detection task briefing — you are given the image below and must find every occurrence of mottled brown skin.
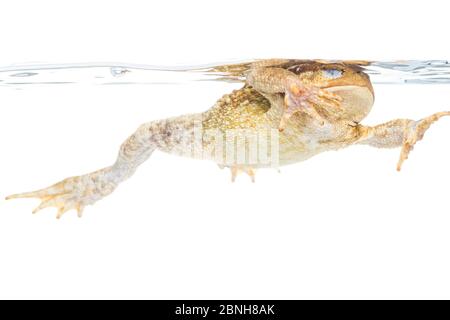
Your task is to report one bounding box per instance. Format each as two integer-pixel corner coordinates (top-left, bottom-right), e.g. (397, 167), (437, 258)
(6, 59), (450, 218)
(203, 60), (376, 167)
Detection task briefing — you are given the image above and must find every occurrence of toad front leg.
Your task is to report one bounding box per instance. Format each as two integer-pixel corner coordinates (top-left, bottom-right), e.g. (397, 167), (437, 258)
(6, 115), (199, 218)
(357, 111), (450, 171)
(246, 66), (342, 130)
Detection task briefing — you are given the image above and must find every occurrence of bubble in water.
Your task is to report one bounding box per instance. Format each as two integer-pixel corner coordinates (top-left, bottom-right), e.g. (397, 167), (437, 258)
(110, 67), (130, 77)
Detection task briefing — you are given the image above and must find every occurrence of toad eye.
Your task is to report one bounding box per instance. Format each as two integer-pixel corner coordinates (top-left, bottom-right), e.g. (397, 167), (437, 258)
(322, 69), (342, 79)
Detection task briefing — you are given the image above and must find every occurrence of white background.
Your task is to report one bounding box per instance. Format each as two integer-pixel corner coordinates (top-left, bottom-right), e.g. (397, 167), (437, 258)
(1, 0), (450, 299)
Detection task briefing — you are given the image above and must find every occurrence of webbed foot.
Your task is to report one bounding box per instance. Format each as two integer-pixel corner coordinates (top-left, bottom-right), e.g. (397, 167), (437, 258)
(6, 167), (117, 218)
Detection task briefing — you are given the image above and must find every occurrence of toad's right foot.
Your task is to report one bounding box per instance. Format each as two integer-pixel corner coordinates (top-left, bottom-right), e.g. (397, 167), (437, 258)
(397, 111), (450, 171)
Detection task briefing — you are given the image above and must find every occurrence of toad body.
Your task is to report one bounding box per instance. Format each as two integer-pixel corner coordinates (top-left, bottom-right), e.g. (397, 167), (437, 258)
(7, 59), (450, 218)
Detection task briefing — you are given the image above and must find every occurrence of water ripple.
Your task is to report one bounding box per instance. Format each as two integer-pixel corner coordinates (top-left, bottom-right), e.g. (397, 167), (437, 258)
(0, 60), (450, 88)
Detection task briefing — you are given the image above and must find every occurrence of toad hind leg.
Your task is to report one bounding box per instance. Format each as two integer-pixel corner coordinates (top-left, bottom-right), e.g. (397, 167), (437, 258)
(6, 116), (196, 218)
(357, 111), (450, 171)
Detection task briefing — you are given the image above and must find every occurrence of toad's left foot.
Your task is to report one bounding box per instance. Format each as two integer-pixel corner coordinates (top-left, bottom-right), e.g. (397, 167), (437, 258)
(397, 111), (450, 171)
(281, 83), (342, 131)
(229, 165), (256, 183)
(6, 167), (117, 218)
